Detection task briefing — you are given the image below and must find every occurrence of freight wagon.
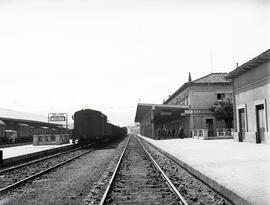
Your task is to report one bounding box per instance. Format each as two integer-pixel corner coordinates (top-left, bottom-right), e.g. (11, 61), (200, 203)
(72, 109), (127, 144)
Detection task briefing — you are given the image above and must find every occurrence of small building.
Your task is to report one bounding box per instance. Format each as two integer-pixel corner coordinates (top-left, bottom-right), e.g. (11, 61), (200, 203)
(135, 73), (233, 139)
(33, 134), (70, 145)
(227, 49), (270, 144)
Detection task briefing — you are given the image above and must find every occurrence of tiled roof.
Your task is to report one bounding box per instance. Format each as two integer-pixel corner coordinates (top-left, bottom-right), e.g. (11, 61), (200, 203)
(193, 73), (231, 83)
(227, 49), (270, 79)
(0, 108), (48, 123)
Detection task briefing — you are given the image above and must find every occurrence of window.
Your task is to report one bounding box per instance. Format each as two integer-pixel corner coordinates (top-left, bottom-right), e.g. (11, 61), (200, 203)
(217, 93), (225, 100)
(38, 136), (42, 142)
(50, 135), (56, 141)
(185, 95), (188, 105)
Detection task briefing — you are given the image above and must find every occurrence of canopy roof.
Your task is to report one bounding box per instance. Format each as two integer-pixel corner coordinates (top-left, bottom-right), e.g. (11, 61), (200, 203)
(0, 108), (62, 126)
(135, 103), (189, 122)
(0, 120), (6, 126)
(17, 123), (30, 127)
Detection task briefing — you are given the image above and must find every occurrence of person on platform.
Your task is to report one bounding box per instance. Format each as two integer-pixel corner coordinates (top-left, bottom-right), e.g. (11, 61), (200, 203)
(178, 127), (184, 139)
(162, 125), (167, 139)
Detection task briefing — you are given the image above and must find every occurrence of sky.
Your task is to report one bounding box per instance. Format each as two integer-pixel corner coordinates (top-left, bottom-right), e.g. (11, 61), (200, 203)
(0, 0), (269, 126)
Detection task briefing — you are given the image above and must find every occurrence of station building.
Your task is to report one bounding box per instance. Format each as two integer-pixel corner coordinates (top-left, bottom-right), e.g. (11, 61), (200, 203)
(227, 49), (270, 144)
(135, 73), (233, 139)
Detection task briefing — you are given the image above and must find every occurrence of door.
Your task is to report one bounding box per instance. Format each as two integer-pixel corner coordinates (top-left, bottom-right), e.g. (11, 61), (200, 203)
(256, 104), (265, 143)
(206, 119), (214, 136)
(238, 108), (245, 142)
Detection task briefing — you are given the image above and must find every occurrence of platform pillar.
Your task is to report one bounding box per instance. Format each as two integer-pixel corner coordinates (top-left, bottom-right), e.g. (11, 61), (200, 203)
(0, 150), (3, 163)
(151, 106), (155, 139)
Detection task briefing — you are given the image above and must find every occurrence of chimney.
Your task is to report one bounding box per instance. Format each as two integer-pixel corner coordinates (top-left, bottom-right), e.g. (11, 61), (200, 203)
(236, 62), (239, 68)
(188, 72), (192, 82)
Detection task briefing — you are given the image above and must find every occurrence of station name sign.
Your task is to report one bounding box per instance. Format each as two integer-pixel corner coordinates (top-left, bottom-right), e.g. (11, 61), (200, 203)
(48, 113), (66, 122)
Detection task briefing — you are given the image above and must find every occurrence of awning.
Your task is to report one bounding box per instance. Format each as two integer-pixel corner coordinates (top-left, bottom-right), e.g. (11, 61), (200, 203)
(41, 126), (49, 129)
(5, 130), (16, 133)
(135, 103), (189, 122)
(0, 120), (6, 126)
(17, 123), (30, 127)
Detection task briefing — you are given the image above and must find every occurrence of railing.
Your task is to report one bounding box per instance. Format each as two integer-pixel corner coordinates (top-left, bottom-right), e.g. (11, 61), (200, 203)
(216, 128), (233, 136)
(192, 128), (233, 139)
(192, 129), (209, 139)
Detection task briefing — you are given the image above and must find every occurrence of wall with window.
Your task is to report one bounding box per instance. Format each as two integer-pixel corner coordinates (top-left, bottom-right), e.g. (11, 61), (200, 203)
(166, 84), (232, 109)
(234, 61), (270, 90)
(233, 62), (270, 144)
(189, 84), (232, 109)
(234, 83), (270, 144)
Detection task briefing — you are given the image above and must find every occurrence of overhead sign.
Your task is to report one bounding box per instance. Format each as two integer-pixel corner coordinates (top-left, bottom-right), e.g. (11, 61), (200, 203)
(48, 113), (66, 122)
(184, 110), (193, 114)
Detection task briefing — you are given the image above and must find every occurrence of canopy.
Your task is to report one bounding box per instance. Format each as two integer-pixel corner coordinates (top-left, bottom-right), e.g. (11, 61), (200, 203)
(17, 123), (30, 127)
(0, 120), (6, 126)
(135, 103), (189, 122)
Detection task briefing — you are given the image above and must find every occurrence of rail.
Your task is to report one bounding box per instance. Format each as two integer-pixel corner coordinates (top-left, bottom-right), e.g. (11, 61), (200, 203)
(136, 136), (188, 205)
(0, 146), (94, 194)
(0, 145), (85, 174)
(99, 136), (130, 205)
(99, 135), (188, 205)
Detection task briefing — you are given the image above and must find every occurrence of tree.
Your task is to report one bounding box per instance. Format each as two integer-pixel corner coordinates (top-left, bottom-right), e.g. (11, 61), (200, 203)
(209, 98), (233, 128)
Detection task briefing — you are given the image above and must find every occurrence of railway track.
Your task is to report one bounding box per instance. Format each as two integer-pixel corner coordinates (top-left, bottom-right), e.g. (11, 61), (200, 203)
(0, 145), (94, 194)
(139, 137), (233, 205)
(99, 135), (188, 205)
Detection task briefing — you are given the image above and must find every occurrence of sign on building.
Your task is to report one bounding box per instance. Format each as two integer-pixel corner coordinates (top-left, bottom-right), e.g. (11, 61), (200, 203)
(184, 110), (193, 114)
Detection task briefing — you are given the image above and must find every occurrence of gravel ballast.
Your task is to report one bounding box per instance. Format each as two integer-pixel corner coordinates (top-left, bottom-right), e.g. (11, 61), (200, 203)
(0, 139), (127, 205)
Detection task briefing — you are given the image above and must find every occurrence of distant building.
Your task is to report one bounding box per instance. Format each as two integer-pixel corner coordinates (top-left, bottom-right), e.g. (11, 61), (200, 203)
(135, 73), (233, 139)
(227, 49), (270, 144)
(0, 108), (67, 143)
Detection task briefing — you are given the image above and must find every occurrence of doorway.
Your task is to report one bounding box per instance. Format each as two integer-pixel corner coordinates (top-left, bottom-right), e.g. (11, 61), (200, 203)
(238, 108), (245, 142)
(256, 104), (265, 143)
(206, 119), (214, 136)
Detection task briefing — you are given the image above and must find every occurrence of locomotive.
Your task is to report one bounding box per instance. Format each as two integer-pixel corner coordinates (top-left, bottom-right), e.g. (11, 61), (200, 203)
(72, 109), (127, 144)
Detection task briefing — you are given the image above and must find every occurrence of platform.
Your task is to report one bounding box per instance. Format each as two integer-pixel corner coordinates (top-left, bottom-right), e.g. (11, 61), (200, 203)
(1, 143), (72, 160)
(139, 135), (270, 205)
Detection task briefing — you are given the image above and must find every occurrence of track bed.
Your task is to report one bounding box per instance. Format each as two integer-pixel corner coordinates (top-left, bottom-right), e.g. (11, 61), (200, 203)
(104, 136), (179, 204)
(0, 139), (126, 205)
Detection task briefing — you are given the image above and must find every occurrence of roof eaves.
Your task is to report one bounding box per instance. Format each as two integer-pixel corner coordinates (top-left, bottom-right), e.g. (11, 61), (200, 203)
(163, 82), (190, 104)
(227, 49), (270, 79)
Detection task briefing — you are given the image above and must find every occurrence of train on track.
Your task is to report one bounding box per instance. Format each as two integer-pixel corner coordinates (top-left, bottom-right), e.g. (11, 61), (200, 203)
(72, 109), (127, 144)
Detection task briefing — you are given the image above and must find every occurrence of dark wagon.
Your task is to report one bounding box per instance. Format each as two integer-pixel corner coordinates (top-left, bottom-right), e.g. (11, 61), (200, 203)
(72, 108), (127, 145)
(73, 109), (107, 144)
